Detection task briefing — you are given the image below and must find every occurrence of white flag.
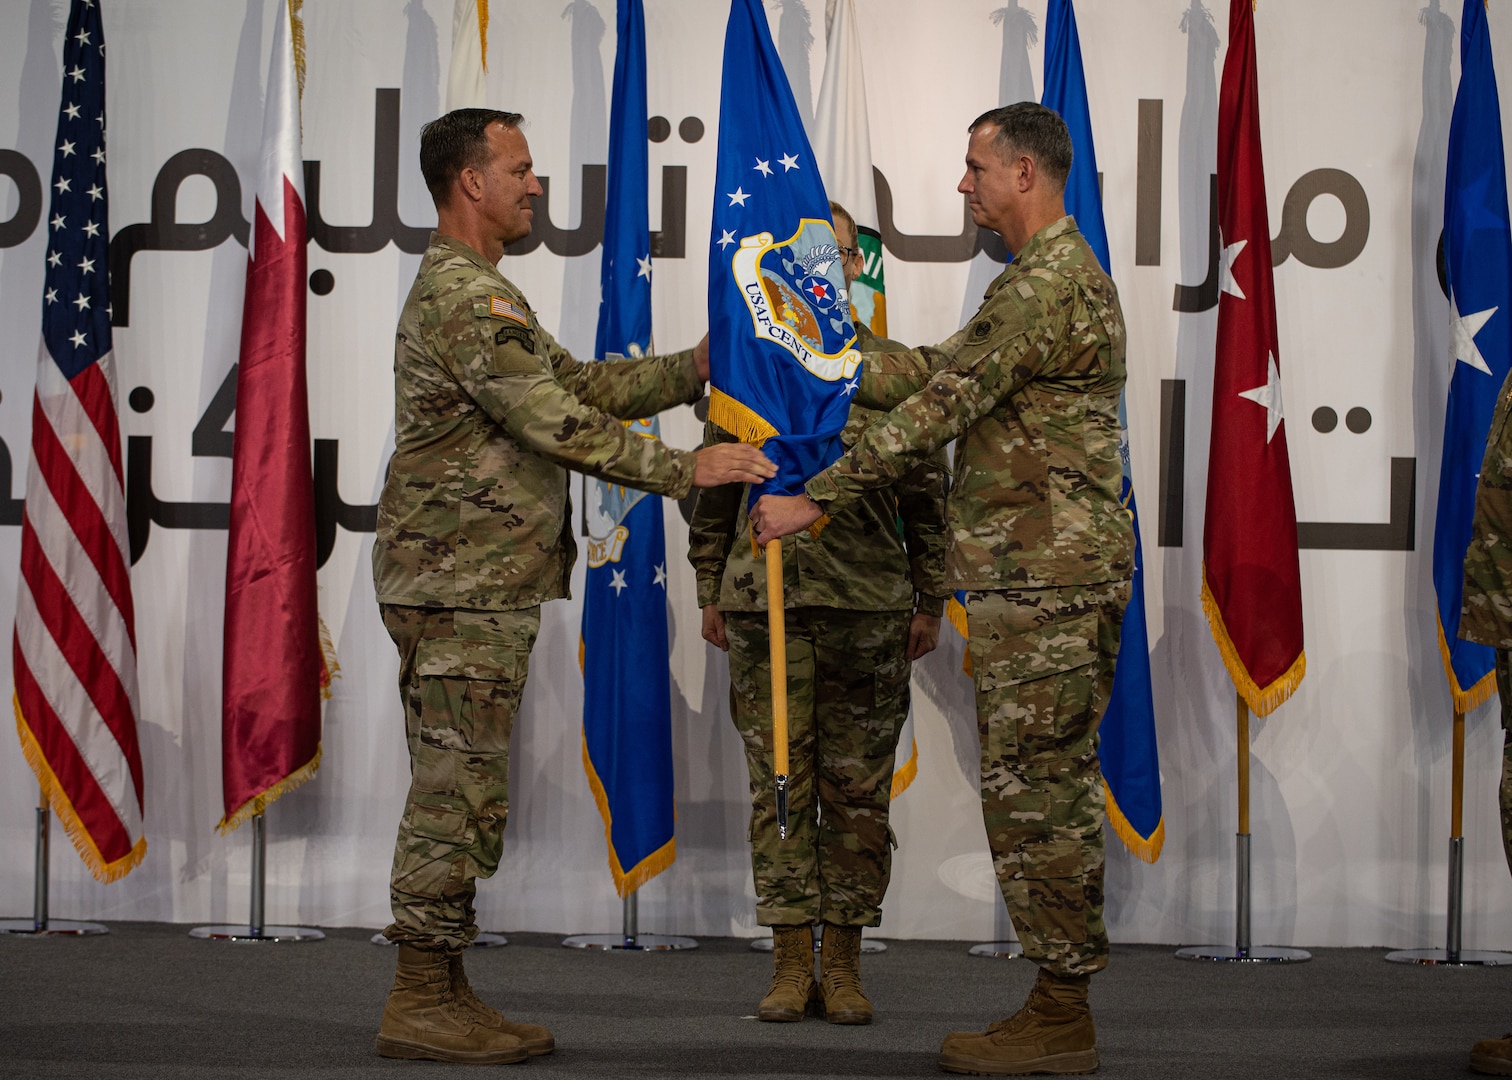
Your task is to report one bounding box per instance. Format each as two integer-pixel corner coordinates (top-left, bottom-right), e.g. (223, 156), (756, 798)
(446, 0), (488, 111)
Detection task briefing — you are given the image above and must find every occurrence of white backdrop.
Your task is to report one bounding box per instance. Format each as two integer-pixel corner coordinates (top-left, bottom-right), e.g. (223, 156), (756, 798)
(2, 0), (1509, 950)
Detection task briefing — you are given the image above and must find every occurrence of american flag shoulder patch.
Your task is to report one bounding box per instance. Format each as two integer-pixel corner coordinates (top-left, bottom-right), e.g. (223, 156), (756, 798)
(490, 296), (529, 325)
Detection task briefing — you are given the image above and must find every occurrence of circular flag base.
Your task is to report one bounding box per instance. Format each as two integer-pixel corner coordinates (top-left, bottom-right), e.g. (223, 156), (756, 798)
(0, 918), (108, 936)
(562, 933), (698, 951)
(188, 924), (325, 943)
(1384, 948), (1512, 966)
(1175, 945), (1311, 963)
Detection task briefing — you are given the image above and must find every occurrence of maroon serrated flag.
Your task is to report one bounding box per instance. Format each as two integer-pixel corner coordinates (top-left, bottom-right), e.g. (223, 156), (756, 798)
(1201, 0), (1305, 716)
(219, 0), (322, 833)
(14, 0), (145, 882)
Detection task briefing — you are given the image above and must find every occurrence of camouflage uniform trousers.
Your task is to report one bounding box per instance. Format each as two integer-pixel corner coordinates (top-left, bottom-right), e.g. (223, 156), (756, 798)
(379, 603), (540, 950)
(963, 581), (1130, 978)
(724, 607), (913, 928)
(1498, 651), (1512, 874)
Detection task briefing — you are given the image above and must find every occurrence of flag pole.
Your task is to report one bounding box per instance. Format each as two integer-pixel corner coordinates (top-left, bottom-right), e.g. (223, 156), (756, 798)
(766, 539), (790, 840)
(1385, 706), (1512, 965)
(190, 807), (324, 943)
(0, 786), (108, 936)
(1175, 691), (1309, 963)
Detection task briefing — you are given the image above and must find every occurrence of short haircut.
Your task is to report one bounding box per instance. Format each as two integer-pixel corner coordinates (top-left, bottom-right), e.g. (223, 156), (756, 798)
(829, 200), (857, 248)
(968, 102), (1073, 190)
(419, 108), (524, 206)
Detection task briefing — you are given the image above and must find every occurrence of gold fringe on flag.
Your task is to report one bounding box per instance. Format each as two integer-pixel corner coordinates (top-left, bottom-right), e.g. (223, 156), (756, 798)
(216, 744), (322, 835)
(709, 388), (778, 445)
(1436, 616), (1499, 713)
(317, 611), (341, 700)
(1199, 569), (1306, 717)
(888, 736), (919, 800)
(1104, 780), (1165, 863)
(579, 731), (676, 898)
(14, 696), (146, 883)
(477, 0), (490, 73)
(288, 0), (306, 101)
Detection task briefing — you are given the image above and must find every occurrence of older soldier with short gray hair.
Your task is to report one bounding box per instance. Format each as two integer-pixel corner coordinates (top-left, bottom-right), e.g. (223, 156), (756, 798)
(752, 102), (1134, 1075)
(371, 108), (774, 1066)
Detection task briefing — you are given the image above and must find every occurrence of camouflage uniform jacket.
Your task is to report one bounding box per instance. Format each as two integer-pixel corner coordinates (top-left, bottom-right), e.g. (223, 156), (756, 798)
(374, 232), (703, 611)
(1461, 367), (1512, 649)
(805, 217), (1134, 590)
(688, 326), (950, 615)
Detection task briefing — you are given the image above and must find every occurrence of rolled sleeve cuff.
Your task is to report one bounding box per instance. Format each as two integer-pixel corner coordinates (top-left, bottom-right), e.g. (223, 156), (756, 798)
(695, 579), (722, 609)
(669, 349), (705, 406)
(914, 593), (947, 618)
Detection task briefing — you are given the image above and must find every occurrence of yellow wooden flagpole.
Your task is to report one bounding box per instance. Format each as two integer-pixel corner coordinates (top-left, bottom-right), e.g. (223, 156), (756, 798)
(765, 538), (791, 839)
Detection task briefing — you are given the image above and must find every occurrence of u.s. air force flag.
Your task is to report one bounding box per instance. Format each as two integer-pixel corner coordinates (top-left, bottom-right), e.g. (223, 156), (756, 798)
(1435, 0), (1508, 712)
(1042, 0), (1163, 862)
(708, 0), (858, 500)
(580, 0), (676, 897)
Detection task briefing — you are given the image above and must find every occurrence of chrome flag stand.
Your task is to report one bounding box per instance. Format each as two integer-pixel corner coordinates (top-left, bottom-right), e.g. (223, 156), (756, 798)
(189, 811), (323, 943)
(562, 889), (697, 951)
(1385, 709), (1512, 967)
(0, 793), (108, 936)
(1176, 695), (1309, 963)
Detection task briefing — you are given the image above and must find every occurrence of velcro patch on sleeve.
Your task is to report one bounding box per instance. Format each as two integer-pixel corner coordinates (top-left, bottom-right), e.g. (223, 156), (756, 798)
(490, 295), (529, 325)
(1015, 280), (1037, 300)
(494, 323), (537, 352)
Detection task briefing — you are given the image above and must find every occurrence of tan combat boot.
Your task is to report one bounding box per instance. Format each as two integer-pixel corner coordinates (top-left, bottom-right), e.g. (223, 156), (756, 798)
(757, 924), (817, 1021)
(1472, 1033), (1512, 1075)
(817, 923), (872, 1025)
(938, 968), (1097, 1075)
(446, 948), (555, 1055)
(375, 943), (528, 1064)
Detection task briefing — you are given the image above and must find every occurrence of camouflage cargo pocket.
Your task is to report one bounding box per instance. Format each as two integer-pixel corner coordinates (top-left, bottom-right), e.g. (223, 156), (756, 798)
(971, 608), (1099, 763)
(1018, 836), (1088, 944)
(413, 611), (534, 755)
(392, 793), (474, 901)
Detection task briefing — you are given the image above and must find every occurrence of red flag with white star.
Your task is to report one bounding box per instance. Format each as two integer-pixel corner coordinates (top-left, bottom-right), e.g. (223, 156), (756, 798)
(1202, 0), (1305, 716)
(219, 0), (322, 832)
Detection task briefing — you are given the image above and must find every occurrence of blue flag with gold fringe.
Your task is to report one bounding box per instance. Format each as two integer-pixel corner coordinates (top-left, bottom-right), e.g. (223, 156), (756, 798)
(580, 0), (676, 897)
(1434, 0), (1508, 712)
(708, 0), (859, 499)
(1043, 0), (1163, 861)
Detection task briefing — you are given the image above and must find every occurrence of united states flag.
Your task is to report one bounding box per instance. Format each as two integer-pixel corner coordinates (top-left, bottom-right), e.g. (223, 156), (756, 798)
(13, 0), (145, 882)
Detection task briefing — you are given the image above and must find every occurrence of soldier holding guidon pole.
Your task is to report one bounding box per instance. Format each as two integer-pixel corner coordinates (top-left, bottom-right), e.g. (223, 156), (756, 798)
(752, 102), (1134, 1076)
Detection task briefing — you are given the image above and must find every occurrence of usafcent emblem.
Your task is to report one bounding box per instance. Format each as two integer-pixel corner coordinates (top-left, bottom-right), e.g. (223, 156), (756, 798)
(730, 218), (861, 382)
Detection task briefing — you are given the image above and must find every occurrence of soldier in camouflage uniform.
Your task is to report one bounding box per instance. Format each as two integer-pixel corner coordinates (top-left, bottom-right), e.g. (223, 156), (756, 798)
(1459, 367), (1512, 1077)
(371, 109), (775, 1066)
(689, 202), (950, 1026)
(751, 103), (1133, 1076)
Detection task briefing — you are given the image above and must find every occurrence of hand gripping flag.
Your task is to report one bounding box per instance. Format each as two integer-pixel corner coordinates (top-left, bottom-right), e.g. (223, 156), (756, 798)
(809, 0), (917, 800)
(13, 0), (145, 882)
(1434, 0), (1508, 711)
(1042, 0), (1163, 861)
(708, 0), (859, 502)
(1202, 0), (1305, 717)
(219, 0), (323, 833)
(580, 0), (677, 897)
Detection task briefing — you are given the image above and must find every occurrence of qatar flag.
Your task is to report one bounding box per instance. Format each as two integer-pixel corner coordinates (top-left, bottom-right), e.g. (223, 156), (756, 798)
(219, 0), (322, 832)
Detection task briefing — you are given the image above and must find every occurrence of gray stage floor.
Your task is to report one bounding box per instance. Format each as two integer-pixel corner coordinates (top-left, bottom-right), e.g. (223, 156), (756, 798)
(0, 923), (1505, 1079)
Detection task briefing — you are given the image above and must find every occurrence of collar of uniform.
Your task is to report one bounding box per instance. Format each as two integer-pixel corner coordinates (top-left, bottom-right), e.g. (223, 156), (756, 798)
(983, 215), (1081, 298)
(430, 231), (509, 281)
